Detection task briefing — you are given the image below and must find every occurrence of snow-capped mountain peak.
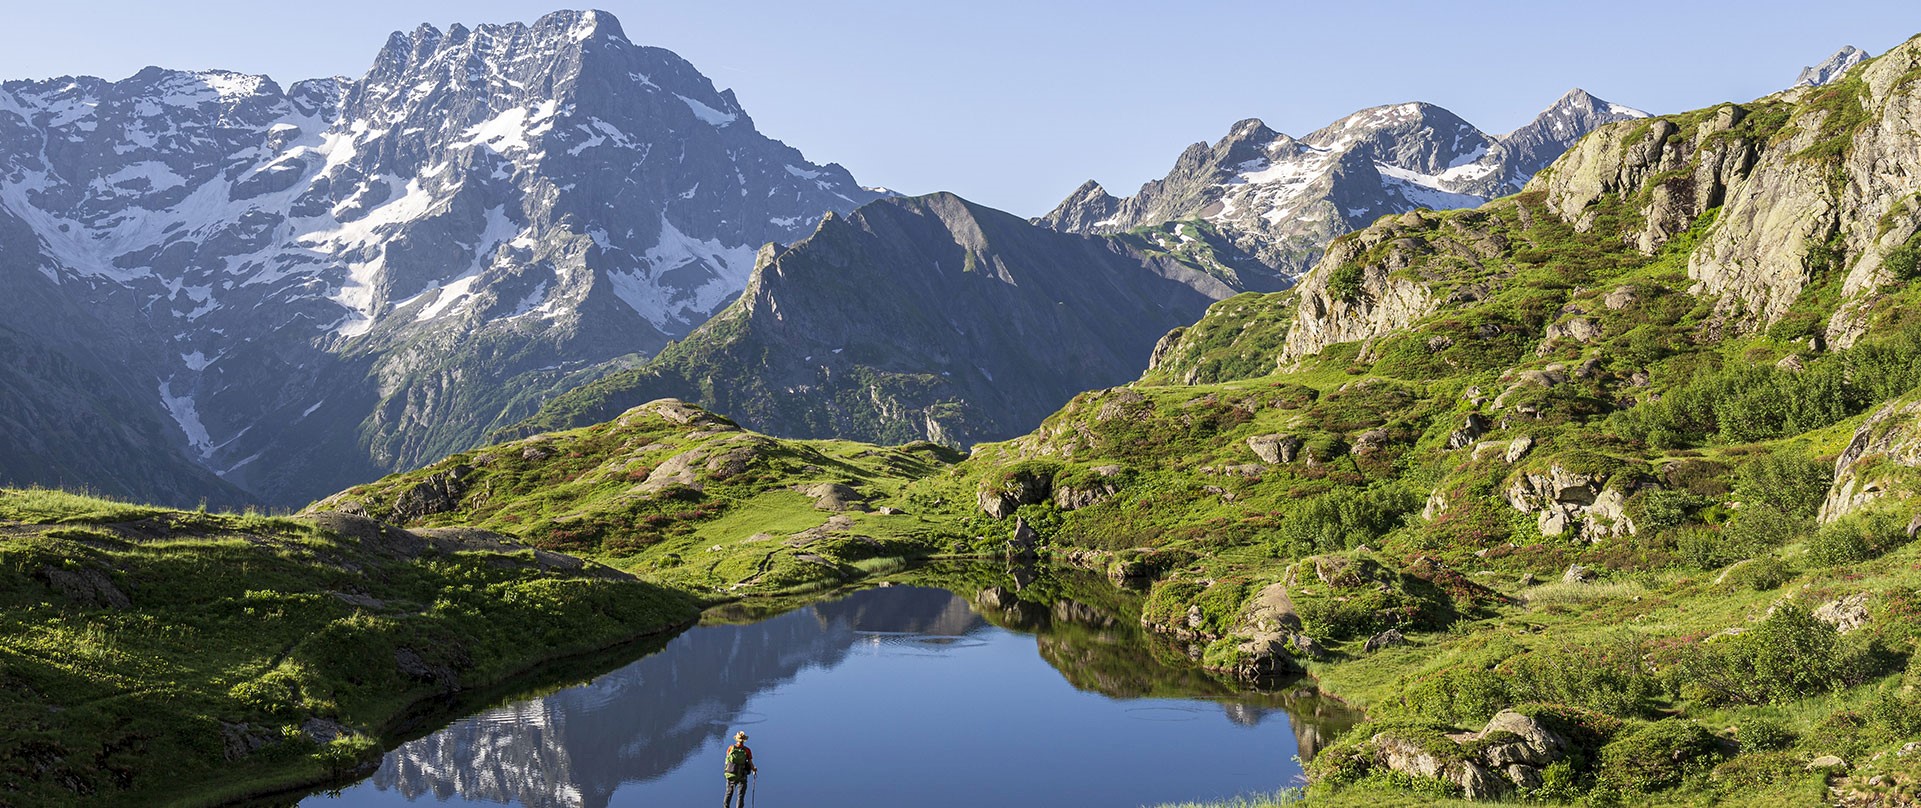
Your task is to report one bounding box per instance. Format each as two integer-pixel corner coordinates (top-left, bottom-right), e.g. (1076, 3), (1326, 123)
(0, 9), (883, 504)
(1038, 90), (1645, 281)
(1794, 45), (1870, 88)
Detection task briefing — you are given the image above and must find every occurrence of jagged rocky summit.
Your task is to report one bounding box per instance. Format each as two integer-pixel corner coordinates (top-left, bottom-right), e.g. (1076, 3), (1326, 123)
(1795, 45), (1870, 87)
(514, 191), (1287, 447)
(0, 9), (883, 505)
(1038, 90), (1647, 280)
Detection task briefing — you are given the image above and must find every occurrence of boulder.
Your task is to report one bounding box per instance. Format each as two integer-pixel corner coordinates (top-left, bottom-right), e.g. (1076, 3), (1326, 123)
(1505, 464), (1637, 540)
(1006, 518), (1042, 558)
(1812, 593), (1871, 634)
(1603, 285), (1640, 310)
(1562, 564), (1598, 584)
(1247, 433), (1304, 464)
(1807, 754), (1848, 771)
(799, 482), (869, 512)
(1446, 413), (1490, 450)
(1480, 710), (1572, 767)
(1820, 399), (1921, 523)
(1504, 435), (1534, 464)
(37, 565), (131, 609)
(1363, 628), (1407, 653)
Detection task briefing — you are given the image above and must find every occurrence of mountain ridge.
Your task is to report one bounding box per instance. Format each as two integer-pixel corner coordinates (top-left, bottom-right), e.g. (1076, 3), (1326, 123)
(0, 8), (883, 505)
(1038, 89), (1647, 281)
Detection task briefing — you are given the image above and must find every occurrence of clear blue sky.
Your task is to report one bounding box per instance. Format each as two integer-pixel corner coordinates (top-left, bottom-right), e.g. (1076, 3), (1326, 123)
(8, 2), (1918, 216)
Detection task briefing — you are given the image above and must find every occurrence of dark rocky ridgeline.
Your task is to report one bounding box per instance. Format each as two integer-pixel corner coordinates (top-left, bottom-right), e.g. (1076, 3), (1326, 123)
(513, 191), (1288, 448)
(1037, 91), (1646, 281)
(0, 9), (882, 506)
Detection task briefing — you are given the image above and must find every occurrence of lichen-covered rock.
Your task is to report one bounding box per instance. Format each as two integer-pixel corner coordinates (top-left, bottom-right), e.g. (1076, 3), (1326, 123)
(1247, 433), (1305, 464)
(1813, 593), (1871, 634)
(1504, 463), (1639, 540)
(1821, 397), (1921, 523)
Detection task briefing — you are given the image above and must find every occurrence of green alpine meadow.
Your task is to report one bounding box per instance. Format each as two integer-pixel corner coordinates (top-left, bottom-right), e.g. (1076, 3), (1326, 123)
(7, 7), (1921, 808)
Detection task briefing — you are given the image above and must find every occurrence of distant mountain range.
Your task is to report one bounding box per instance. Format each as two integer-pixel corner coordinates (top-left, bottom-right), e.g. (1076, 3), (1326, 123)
(516, 90), (1647, 448)
(28, 8), (1844, 506)
(0, 10), (881, 504)
(1038, 90), (1648, 281)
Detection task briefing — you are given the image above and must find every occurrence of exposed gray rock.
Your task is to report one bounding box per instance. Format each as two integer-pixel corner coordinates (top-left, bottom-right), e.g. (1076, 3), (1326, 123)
(390, 465), (471, 523)
(1821, 398), (1921, 523)
(1506, 464), (1638, 540)
(1006, 517), (1041, 558)
(799, 482), (869, 513)
(1042, 92), (1643, 285)
(1794, 46), (1870, 88)
(1807, 754), (1849, 770)
(1505, 435), (1535, 464)
(37, 566), (131, 609)
(1446, 413), (1490, 450)
(1603, 285), (1640, 310)
(1363, 628), (1407, 653)
(1247, 433), (1305, 464)
(1813, 593), (1871, 634)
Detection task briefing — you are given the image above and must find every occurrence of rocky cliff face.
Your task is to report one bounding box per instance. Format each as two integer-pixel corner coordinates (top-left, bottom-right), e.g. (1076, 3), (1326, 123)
(1275, 36), (1921, 362)
(1822, 396), (1921, 523)
(516, 192), (1286, 447)
(0, 10), (881, 505)
(1038, 92), (1644, 282)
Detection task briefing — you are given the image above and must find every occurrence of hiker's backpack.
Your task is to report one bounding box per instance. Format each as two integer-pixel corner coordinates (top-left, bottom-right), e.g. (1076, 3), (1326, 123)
(725, 744), (751, 777)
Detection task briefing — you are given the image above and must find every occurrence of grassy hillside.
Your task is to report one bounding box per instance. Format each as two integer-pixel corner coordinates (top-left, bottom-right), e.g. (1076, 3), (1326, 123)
(0, 488), (696, 805)
(314, 398), (967, 597)
(929, 42), (1921, 805)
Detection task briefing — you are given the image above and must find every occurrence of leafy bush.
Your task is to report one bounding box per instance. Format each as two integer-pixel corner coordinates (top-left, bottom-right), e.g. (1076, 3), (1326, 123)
(228, 670), (302, 716)
(1678, 505), (1803, 570)
(1733, 716), (1796, 751)
(1722, 555), (1793, 591)
(1883, 232), (1921, 282)
(1273, 485), (1420, 555)
(1326, 262), (1366, 301)
(1807, 510), (1911, 566)
(1734, 450), (1833, 520)
(1594, 720), (1725, 794)
(1498, 634), (1662, 717)
(1674, 604), (1876, 705)
(1631, 488), (1714, 533)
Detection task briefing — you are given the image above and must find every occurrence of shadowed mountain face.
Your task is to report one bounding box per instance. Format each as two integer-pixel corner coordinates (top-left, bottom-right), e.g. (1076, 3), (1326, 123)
(1038, 91), (1646, 281)
(0, 9), (881, 506)
(515, 192), (1287, 447)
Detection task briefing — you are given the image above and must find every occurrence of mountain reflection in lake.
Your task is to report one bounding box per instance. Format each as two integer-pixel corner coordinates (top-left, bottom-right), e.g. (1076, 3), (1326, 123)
(303, 573), (1355, 808)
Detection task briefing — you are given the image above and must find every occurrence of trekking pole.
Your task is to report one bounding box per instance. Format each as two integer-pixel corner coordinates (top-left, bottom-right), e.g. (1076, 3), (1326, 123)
(752, 771), (758, 808)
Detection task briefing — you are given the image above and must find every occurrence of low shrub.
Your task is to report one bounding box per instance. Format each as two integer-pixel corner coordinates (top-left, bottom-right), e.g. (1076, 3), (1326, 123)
(1594, 719), (1725, 795)
(1807, 510), (1911, 566)
(1673, 604), (1878, 705)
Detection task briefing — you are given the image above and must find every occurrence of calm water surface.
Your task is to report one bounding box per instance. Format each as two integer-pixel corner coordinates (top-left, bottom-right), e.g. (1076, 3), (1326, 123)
(301, 575), (1354, 808)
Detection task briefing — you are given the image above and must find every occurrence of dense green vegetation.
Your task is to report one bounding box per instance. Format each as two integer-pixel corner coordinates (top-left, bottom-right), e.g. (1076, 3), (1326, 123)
(0, 488), (696, 805)
(18, 32), (1921, 808)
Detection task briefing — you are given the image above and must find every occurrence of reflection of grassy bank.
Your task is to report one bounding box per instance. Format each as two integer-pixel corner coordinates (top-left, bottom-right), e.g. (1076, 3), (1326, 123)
(898, 562), (1363, 759)
(0, 489), (696, 806)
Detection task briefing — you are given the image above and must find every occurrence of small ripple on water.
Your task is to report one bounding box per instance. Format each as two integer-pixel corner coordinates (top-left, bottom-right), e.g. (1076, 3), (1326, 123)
(1124, 706), (1206, 722)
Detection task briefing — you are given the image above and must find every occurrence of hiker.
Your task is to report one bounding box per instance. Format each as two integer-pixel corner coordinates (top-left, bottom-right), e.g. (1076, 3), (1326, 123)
(723, 730), (757, 807)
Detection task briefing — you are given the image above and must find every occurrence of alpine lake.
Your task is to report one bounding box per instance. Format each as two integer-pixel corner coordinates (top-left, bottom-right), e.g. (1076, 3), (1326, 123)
(279, 563), (1358, 808)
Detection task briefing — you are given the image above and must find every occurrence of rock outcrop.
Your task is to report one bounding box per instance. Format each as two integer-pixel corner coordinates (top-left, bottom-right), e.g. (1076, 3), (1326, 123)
(1821, 397), (1921, 523)
(1360, 709), (1582, 800)
(1504, 463), (1639, 540)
